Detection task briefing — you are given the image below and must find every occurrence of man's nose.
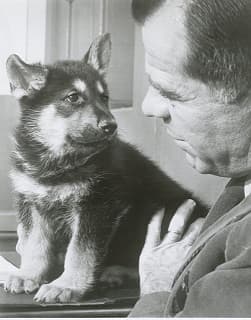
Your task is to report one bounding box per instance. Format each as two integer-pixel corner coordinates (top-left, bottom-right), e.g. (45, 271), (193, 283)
(142, 87), (171, 120)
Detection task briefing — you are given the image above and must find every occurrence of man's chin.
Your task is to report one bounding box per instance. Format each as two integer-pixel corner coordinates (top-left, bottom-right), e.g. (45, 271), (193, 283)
(185, 153), (251, 178)
(185, 153), (196, 168)
(185, 153), (214, 174)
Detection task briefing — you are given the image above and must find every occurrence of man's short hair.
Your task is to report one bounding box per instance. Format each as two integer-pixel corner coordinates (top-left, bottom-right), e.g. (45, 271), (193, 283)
(131, 0), (165, 24)
(131, 0), (251, 103)
(185, 0), (251, 103)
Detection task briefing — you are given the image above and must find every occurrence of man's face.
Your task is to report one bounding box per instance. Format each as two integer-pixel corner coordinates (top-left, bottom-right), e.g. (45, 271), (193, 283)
(142, 1), (251, 178)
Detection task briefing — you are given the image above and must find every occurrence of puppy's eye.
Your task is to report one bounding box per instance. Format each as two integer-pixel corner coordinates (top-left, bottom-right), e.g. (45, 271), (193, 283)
(65, 93), (81, 103)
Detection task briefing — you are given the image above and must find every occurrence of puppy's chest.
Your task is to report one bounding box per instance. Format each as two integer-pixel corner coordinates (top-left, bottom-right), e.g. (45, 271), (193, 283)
(10, 170), (91, 204)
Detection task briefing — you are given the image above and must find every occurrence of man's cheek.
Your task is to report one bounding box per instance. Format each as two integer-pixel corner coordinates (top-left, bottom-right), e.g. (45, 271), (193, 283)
(186, 129), (216, 162)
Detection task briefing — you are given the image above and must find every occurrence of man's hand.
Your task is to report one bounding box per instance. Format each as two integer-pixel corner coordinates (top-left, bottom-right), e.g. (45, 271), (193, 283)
(139, 199), (204, 296)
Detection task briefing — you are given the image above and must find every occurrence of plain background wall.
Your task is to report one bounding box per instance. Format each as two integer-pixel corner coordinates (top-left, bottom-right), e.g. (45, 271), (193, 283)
(0, 0), (47, 214)
(0, 96), (19, 211)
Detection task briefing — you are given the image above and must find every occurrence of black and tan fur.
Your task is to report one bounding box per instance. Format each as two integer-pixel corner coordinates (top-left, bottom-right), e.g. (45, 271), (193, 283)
(5, 34), (206, 303)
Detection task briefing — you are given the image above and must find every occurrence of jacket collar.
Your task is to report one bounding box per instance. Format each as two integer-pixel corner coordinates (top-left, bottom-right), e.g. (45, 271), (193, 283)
(200, 177), (245, 234)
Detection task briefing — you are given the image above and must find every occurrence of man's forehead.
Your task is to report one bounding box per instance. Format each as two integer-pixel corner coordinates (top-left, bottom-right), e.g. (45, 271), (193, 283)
(142, 0), (209, 101)
(142, 0), (189, 74)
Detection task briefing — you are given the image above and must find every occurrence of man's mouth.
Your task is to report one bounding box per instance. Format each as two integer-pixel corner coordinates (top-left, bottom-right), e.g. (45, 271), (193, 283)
(165, 127), (184, 141)
(175, 139), (196, 155)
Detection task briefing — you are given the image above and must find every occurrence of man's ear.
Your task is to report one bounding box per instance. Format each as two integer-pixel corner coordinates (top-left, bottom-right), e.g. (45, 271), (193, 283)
(6, 54), (48, 99)
(83, 33), (111, 76)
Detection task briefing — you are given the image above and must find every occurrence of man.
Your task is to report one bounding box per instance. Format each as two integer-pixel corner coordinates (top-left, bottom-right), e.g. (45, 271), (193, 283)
(130, 0), (251, 317)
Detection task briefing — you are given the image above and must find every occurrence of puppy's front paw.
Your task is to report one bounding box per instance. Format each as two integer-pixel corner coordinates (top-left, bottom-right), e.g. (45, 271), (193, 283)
(34, 279), (83, 303)
(4, 273), (41, 294)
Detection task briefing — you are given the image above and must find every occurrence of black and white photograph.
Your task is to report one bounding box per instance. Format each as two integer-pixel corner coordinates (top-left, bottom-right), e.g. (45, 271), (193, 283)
(0, 0), (250, 317)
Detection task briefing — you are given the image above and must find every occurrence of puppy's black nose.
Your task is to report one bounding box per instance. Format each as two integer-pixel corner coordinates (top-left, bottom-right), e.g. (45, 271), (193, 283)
(99, 120), (117, 135)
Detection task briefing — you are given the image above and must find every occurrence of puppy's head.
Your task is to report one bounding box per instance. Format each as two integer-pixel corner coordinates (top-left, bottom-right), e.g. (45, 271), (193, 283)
(6, 33), (117, 158)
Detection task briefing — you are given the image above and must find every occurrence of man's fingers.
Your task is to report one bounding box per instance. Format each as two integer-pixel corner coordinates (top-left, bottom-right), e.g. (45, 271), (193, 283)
(164, 199), (196, 244)
(143, 208), (165, 250)
(182, 217), (205, 245)
(143, 199), (198, 251)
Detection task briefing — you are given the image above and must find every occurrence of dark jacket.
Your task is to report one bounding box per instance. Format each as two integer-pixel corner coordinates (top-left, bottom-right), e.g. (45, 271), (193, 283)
(130, 178), (251, 317)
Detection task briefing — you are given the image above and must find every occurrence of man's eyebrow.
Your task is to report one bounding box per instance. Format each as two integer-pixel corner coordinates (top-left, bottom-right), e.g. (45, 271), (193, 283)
(148, 77), (185, 101)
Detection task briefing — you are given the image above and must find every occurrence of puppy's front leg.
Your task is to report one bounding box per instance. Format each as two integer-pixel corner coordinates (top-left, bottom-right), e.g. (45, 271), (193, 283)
(34, 214), (98, 303)
(5, 207), (55, 294)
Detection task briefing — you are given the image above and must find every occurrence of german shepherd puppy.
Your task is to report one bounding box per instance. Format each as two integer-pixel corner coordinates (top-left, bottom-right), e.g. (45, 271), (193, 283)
(5, 34), (206, 303)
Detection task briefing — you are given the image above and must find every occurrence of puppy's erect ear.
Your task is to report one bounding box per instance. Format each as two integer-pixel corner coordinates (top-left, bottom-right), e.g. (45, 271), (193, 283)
(83, 33), (111, 76)
(6, 54), (48, 99)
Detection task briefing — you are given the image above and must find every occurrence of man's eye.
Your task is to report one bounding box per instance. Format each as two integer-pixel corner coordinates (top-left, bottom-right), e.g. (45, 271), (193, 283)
(65, 93), (81, 103)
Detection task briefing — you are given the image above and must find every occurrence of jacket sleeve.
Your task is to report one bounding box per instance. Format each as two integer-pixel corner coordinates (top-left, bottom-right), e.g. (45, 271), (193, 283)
(178, 215), (251, 317)
(177, 267), (251, 317)
(128, 292), (170, 317)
